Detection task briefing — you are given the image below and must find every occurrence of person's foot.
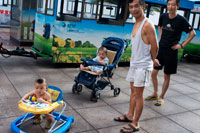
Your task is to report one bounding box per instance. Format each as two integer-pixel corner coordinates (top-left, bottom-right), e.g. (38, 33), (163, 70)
(145, 95), (159, 101)
(80, 64), (84, 70)
(33, 115), (43, 124)
(120, 123), (139, 133)
(155, 98), (164, 106)
(45, 119), (53, 129)
(114, 114), (132, 122)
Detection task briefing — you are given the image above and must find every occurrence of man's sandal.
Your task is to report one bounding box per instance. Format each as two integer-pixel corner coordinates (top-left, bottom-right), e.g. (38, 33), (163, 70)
(145, 96), (159, 101)
(120, 123), (140, 133)
(114, 115), (132, 122)
(155, 99), (164, 106)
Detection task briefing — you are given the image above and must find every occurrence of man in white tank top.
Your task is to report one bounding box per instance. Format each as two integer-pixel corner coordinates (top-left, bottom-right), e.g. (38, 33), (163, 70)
(114, 0), (159, 132)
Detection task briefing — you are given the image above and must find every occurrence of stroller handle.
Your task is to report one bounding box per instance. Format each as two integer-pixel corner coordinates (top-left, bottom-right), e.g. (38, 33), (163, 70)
(81, 58), (105, 67)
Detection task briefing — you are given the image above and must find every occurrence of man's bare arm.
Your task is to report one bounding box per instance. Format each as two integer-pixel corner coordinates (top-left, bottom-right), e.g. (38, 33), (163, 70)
(171, 29), (196, 50)
(158, 26), (162, 41)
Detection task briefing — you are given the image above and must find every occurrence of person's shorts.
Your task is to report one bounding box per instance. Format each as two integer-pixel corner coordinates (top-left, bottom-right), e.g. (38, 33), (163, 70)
(154, 47), (178, 74)
(126, 67), (152, 87)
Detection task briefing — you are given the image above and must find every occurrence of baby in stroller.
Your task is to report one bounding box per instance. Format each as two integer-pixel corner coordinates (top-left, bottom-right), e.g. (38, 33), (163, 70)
(72, 37), (128, 102)
(80, 46), (109, 75)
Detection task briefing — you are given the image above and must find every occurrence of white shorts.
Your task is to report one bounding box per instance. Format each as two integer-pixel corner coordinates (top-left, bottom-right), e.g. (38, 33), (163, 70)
(126, 67), (152, 87)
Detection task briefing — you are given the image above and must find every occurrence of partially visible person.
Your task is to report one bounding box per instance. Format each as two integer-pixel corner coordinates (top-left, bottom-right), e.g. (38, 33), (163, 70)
(80, 46), (109, 74)
(18, 78), (53, 129)
(145, 0), (196, 106)
(114, 0), (159, 132)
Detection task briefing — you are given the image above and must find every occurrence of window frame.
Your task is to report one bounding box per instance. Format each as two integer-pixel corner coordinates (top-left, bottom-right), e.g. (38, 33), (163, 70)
(97, 0), (129, 26)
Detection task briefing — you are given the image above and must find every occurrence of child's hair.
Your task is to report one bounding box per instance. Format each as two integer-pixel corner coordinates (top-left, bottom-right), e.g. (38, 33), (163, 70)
(98, 46), (107, 55)
(35, 78), (46, 84)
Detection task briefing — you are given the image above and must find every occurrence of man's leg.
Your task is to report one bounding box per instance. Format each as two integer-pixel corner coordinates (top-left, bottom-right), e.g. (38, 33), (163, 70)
(132, 86), (144, 127)
(155, 73), (170, 106)
(160, 73), (171, 99)
(151, 69), (159, 97)
(127, 82), (136, 119)
(121, 86), (144, 131)
(114, 82), (135, 121)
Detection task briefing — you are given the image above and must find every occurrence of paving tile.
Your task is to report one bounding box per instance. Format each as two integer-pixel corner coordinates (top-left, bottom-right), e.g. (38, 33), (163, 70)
(187, 92), (200, 102)
(101, 90), (130, 105)
(0, 116), (43, 133)
(98, 124), (147, 133)
(147, 99), (187, 116)
(13, 82), (35, 96)
(0, 84), (20, 99)
(81, 130), (98, 133)
(38, 71), (73, 82)
(76, 106), (121, 129)
(192, 109), (200, 116)
(185, 82), (200, 91)
(112, 103), (161, 121)
(169, 84), (199, 95)
(171, 74), (194, 83)
(6, 72), (39, 84)
(0, 71), (10, 85)
(62, 109), (94, 132)
(0, 98), (25, 118)
(140, 117), (191, 133)
(64, 92), (107, 109)
(167, 95), (200, 110)
(167, 112), (200, 133)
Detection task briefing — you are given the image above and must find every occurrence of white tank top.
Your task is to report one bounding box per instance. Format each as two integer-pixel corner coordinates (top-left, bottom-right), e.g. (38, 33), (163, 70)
(130, 18), (153, 70)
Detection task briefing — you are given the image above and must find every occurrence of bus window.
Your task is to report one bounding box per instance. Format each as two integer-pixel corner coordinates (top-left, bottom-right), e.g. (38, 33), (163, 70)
(37, 0), (46, 14)
(177, 10), (184, 16)
(149, 6), (161, 26)
(12, 0), (18, 6)
(2, 0), (11, 6)
(194, 14), (200, 29)
(189, 13), (194, 26)
(98, 0), (129, 26)
(126, 14), (135, 24)
(57, 0), (83, 22)
(47, 0), (54, 15)
(83, 0), (98, 19)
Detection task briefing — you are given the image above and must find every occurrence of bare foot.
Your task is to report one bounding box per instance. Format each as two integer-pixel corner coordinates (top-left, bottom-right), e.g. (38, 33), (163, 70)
(80, 64), (84, 70)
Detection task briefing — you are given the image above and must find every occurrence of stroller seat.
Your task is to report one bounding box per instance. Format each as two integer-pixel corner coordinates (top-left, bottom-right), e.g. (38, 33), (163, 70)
(80, 49), (117, 75)
(72, 37), (128, 102)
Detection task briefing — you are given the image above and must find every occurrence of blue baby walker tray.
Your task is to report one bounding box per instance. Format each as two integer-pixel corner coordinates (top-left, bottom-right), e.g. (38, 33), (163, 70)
(11, 86), (74, 133)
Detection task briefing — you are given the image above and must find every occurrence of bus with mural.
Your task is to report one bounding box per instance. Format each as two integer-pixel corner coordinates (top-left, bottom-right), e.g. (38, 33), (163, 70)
(31, 0), (199, 63)
(0, 0), (11, 27)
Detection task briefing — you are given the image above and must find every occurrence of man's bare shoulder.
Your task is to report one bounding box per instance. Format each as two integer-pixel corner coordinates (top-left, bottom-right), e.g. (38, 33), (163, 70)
(143, 19), (155, 31)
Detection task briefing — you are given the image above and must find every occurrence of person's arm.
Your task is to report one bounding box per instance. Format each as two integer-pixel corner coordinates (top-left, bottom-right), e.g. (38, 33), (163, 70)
(145, 21), (160, 66)
(171, 29), (196, 50)
(158, 26), (162, 41)
(172, 17), (196, 50)
(97, 58), (108, 65)
(37, 93), (51, 104)
(18, 90), (35, 103)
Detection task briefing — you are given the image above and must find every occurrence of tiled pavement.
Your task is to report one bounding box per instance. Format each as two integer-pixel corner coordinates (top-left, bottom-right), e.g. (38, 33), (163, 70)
(1, 28), (200, 133)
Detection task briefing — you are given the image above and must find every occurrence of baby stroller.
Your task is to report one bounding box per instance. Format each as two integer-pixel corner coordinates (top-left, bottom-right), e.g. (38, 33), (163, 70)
(72, 37), (128, 102)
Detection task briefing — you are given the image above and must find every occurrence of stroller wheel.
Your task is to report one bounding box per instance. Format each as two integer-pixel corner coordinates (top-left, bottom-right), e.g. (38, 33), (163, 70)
(114, 87), (120, 97)
(72, 83), (77, 93)
(77, 85), (83, 93)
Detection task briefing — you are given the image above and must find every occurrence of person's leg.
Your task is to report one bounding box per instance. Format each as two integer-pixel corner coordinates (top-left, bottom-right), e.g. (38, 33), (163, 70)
(114, 82), (135, 121)
(121, 86), (144, 131)
(160, 73), (171, 99)
(45, 113), (53, 129)
(127, 82), (136, 119)
(151, 69), (159, 97)
(80, 64), (90, 71)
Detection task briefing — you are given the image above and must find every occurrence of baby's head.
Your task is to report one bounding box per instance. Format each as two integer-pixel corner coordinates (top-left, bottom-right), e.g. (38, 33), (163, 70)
(34, 78), (47, 96)
(98, 46), (107, 59)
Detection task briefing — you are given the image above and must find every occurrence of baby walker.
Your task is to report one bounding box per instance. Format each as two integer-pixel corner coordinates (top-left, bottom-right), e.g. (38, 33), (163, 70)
(11, 86), (74, 133)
